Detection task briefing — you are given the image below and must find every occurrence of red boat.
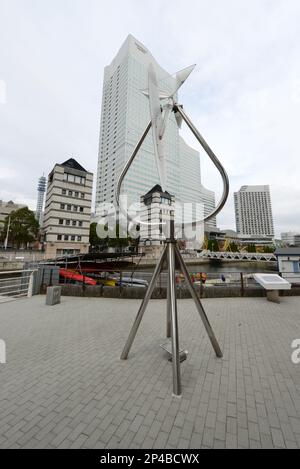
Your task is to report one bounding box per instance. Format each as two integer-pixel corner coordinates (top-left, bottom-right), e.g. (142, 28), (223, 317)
(59, 268), (97, 285)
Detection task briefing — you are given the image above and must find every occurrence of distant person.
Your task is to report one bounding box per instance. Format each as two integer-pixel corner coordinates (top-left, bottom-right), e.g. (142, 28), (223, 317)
(221, 274), (226, 283)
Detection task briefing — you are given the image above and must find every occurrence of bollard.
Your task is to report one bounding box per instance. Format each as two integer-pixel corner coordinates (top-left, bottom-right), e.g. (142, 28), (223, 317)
(46, 286), (61, 306)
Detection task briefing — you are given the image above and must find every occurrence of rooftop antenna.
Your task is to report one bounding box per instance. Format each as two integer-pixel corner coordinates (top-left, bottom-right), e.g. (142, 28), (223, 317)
(116, 63), (229, 397)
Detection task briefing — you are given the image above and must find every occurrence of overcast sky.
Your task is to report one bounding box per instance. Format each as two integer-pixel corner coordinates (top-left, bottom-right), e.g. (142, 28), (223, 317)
(0, 0), (299, 237)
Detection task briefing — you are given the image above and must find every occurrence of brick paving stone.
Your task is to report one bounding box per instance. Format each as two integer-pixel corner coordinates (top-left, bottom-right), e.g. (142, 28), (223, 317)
(0, 296), (299, 449)
(271, 427), (286, 448)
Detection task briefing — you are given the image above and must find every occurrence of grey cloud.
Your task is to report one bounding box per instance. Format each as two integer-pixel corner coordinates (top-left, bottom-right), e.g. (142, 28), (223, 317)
(0, 0), (299, 238)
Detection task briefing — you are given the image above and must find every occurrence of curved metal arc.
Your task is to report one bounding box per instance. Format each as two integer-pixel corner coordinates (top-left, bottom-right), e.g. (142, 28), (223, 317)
(174, 105), (230, 223)
(115, 121), (166, 227)
(116, 120), (151, 210)
(116, 106), (229, 228)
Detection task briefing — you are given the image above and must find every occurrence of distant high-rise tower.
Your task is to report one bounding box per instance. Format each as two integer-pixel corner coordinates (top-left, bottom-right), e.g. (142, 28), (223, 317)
(35, 175), (46, 226)
(234, 185), (274, 237)
(95, 34), (216, 226)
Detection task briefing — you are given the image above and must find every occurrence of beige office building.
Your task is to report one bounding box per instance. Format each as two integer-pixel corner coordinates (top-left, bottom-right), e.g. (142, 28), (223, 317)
(0, 200), (26, 227)
(44, 158), (93, 259)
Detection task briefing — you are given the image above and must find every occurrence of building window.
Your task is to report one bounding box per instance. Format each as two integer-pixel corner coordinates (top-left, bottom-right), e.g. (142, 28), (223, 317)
(81, 193), (84, 198)
(62, 189), (66, 195)
(64, 235), (69, 241)
(57, 235), (62, 240)
(71, 235), (75, 241)
(160, 197), (171, 205)
(73, 205), (78, 212)
(63, 173), (86, 185)
(60, 204), (65, 210)
(72, 220), (76, 226)
(75, 175), (85, 185)
(66, 220), (70, 226)
(79, 207), (84, 213)
(75, 191), (79, 197)
(78, 221), (83, 227)
(59, 219), (63, 225)
(67, 204), (71, 211)
(68, 190), (72, 196)
(77, 236), (82, 242)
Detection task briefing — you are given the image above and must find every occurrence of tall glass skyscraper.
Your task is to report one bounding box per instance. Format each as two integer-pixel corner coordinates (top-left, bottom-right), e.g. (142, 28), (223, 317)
(96, 35), (216, 227)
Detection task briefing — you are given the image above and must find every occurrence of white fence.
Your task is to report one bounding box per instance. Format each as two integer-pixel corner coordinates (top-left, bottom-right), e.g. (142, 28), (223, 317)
(0, 270), (36, 303)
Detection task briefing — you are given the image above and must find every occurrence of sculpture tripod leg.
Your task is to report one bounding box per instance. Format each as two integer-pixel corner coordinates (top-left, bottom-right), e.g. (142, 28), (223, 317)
(166, 265), (171, 338)
(120, 240), (182, 396)
(167, 241), (181, 396)
(120, 244), (167, 360)
(174, 244), (223, 358)
(120, 240), (222, 397)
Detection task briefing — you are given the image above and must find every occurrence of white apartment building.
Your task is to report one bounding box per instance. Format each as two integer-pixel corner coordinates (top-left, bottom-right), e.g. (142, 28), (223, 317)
(234, 185), (274, 238)
(139, 185), (175, 257)
(281, 232), (300, 246)
(139, 184), (205, 255)
(43, 158), (93, 259)
(96, 34), (216, 226)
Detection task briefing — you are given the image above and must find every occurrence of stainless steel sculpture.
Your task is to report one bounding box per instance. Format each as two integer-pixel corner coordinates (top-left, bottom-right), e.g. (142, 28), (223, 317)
(116, 63), (229, 396)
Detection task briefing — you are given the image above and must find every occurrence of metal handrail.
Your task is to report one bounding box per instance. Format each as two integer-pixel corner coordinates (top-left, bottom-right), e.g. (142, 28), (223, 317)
(0, 274), (32, 281)
(0, 288), (29, 295)
(0, 269), (35, 275)
(0, 269), (36, 299)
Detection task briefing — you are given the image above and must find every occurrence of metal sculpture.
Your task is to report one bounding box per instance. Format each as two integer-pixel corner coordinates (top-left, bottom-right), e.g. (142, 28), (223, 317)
(116, 63), (229, 396)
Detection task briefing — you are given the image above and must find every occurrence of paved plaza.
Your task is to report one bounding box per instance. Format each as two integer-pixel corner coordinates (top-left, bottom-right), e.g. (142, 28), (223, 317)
(0, 295), (300, 449)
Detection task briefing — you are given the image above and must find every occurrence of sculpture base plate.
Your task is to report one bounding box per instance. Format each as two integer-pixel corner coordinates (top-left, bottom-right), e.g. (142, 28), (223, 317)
(160, 341), (188, 363)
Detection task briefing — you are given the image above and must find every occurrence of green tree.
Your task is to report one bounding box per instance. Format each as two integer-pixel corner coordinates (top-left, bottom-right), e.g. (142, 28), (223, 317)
(89, 222), (109, 251)
(207, 239), (219, 252)
(227, 242), (239, 252)
(263, 245), (275, 253)
(1, 207), (39, 249)
(247, 244), (256, 253)
(107, 223), (130, 249)
(89, 222), (138, 252)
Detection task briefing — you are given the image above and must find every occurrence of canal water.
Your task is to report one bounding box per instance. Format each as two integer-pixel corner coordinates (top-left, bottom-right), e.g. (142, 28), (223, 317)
(138, 260), (277, 274)
(186, 261), (277, 274)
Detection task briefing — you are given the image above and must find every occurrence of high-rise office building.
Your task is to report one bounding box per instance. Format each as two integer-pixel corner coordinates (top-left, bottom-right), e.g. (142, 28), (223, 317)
(200, 187), (216, 229)
(43, 158), (93, 259)
(95, 34), (216, 226)
(35, 175), (46, 226)
(234, 185), (274, 237)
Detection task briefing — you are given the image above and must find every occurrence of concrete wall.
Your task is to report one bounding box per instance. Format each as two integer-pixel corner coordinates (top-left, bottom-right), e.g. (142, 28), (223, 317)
(35, 265), (60, 293)
(0, 261), (24, 271)
(0, 250), (46, 262)
(56, 284), (300, 299)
